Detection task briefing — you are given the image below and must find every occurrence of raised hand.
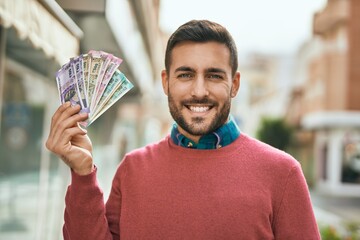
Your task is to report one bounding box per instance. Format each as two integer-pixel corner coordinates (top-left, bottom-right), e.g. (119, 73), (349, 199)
(46, 102), (94, 175)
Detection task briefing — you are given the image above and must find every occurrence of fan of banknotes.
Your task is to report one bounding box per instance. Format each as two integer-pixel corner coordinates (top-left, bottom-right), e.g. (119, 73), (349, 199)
(56, 50), (133, 127)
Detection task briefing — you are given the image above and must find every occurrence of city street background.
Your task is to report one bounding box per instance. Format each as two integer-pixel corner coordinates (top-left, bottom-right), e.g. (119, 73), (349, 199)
(0, 0), (359, 239)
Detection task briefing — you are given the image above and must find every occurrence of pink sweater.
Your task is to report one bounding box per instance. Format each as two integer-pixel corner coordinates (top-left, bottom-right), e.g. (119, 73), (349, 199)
(64, 134), (320, 239)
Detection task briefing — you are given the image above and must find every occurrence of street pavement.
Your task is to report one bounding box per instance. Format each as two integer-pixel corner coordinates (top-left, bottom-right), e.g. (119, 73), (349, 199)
(311, 191), (360, 237)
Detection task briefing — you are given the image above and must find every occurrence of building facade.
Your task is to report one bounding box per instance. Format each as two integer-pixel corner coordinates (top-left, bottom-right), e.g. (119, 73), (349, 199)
(0, 0), (166, 239)
(235, 53), (295, 137)
(287, 0), (360, 197)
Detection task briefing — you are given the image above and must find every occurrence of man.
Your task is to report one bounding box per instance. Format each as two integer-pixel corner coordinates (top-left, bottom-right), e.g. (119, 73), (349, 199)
(46, 20), (320, 239)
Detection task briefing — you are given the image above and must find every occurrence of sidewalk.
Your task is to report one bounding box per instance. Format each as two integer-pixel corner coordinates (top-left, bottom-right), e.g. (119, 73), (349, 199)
(311, 191), (360, 222)
(311, 191), (360, 236)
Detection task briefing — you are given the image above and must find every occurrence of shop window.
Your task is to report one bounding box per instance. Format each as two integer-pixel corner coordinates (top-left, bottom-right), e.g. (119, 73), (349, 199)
(0, 71), (45, 175)
(320, 143), (328, 180)
(0, 60), (62, 239)
(341, 131), (360, 184)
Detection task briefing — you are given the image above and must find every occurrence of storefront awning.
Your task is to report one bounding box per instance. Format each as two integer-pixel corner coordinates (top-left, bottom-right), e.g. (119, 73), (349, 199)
(302, 111), (360, 130)
(0, 0), (81, 66)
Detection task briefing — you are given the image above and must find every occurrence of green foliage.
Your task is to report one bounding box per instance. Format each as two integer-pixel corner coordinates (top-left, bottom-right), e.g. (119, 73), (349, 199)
(319, 222), (360, 240)
(256, 117), (293, 151)
(344, 222), (360, 240)
(320, 225), (341, 240)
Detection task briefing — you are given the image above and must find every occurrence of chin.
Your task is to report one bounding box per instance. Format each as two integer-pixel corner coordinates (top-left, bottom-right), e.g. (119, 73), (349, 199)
(186, 119), (216, 135)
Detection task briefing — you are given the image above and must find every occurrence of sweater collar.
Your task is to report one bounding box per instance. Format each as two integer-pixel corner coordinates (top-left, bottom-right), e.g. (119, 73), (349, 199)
(170, 115), (240, 149)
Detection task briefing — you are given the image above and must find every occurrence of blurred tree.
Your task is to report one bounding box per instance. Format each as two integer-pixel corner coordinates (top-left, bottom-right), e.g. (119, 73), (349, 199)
(319, 225), (341, 240)
(256, 117), (293, 151)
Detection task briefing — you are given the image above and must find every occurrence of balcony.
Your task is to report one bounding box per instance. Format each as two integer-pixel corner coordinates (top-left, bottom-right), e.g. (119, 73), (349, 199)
(313, 0), (349, 35)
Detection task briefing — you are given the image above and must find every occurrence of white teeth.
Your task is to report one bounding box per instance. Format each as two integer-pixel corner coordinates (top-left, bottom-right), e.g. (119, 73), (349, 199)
(189, 106), (210, 112)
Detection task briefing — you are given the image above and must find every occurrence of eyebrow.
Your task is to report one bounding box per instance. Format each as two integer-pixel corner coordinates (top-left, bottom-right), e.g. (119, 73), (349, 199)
(206, 67), (226, 74)
(174, 66), (226, 74)
(174, 66), (194, 73)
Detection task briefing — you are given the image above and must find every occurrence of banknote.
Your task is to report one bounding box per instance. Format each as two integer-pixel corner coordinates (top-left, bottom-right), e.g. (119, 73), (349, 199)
(55, 50), (133, 126)
(87, 51), (105, 111)
(56, 62), (82, 109)
(82, 54), (90, 96)
(91, 56), (123, 112)
(71, 56), (89, 112)
(90, 69), (124, 118)
(89, 50), (113, 111)
(89, 73), (133, 125)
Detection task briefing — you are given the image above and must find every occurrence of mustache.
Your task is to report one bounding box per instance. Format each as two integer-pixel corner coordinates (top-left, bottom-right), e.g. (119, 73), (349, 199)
(181, 97), (218, 106)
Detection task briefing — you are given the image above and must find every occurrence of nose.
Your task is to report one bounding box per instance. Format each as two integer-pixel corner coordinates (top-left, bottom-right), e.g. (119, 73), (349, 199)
(190, 76), (209, 98)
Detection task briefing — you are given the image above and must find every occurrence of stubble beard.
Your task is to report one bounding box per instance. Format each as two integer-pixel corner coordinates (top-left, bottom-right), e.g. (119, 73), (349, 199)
(168, 93), (231, 136)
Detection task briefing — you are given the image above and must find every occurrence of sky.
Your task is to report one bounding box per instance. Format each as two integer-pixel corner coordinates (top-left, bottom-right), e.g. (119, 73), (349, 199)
(159, 0), (327, 56)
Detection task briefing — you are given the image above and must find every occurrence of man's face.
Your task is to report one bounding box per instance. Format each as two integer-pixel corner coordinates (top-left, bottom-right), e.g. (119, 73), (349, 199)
(162, 41), (240, 142)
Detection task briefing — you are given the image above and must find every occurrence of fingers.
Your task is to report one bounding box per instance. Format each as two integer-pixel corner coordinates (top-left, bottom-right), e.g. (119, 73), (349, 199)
(49, 126), (87, 153)
(50, 103), (87, 132)
(51, 103), (87, 129)
(50, 102), (71, 130)
(46, 102), (88, 153)
(52, 109), (87, 142)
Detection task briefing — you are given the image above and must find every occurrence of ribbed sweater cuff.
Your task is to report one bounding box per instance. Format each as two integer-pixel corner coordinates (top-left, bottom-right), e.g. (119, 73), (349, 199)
(70, 165), (98, 187)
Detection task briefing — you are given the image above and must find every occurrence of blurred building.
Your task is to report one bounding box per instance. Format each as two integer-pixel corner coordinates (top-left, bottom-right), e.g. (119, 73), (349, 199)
(235, 53), (295, 137)
(0, 0), (82, 239)
(287, 0), (360, 197)
(56, 0), (170, 148)
(0, 0), (168, 239)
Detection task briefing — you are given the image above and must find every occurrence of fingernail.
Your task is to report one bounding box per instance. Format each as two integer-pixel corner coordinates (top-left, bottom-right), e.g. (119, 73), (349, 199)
(80, 126), (87, 133)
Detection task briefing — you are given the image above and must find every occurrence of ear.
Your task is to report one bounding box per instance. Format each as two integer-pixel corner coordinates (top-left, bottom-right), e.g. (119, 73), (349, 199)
(230, 71), (241, 98)
(161, 70), (169, 96)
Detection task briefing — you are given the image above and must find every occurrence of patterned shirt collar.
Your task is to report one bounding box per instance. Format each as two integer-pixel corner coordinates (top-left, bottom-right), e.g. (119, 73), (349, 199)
(170, 115), (241, 149)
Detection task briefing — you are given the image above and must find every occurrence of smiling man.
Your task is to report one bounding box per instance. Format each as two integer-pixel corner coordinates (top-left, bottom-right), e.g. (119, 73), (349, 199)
(164, 40), (239, 145)
(46, 20), (320, 239)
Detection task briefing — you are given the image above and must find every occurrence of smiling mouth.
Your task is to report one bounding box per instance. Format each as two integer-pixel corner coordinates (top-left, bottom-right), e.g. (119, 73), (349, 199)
(187, 105), (212, 113)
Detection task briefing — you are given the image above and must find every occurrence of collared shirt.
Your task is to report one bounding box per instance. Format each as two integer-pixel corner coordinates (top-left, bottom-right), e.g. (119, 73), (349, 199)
(170, 115), (241, 149)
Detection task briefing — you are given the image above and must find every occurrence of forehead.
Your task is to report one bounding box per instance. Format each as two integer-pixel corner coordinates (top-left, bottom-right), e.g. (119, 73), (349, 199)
(169, 41), (231, 72)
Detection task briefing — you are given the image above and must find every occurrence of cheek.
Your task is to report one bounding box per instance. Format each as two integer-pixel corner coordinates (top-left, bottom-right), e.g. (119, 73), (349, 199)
(169, 82), (192, 96)
(210, 84), (232, 100)
(168, 87), (183, 104)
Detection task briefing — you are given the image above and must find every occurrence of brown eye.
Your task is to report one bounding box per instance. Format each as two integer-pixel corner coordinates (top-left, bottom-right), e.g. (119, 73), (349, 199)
(177, 73), (192, 79)
(208, 74), (223, 80)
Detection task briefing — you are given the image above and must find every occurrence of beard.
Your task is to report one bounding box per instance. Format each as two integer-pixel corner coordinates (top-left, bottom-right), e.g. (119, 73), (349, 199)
(168, 93), (231, 136)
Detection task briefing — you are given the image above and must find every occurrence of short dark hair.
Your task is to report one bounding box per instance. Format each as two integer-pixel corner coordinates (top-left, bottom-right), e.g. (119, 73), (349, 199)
(164, 20), (238, 77)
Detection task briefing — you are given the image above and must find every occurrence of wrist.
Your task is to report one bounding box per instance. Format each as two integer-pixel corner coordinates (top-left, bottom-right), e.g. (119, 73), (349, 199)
(73, 164), (95, 176)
